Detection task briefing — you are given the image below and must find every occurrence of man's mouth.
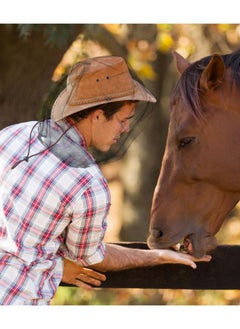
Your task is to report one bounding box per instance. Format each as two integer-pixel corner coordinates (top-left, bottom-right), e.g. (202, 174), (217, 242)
(113, 136), (121, 143)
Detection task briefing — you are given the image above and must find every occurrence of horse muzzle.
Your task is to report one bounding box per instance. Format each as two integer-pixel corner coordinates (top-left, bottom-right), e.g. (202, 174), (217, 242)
(185, 233), (218, 258)
(147, 229), (218, 258)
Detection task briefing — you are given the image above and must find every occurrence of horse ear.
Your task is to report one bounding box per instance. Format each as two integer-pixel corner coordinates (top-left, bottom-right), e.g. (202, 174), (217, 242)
(172, 51), (190, 74)
(199, 54), (224, 91)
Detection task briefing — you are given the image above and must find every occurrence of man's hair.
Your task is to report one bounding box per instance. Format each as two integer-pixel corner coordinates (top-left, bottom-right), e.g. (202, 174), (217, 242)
(68, 101), (136, 122)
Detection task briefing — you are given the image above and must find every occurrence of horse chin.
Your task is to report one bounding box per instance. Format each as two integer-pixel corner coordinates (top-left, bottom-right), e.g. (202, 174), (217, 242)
(180, 233), (218, 258)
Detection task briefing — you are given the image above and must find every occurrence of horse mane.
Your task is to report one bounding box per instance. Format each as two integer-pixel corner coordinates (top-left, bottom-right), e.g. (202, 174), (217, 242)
(170, 49), (240, 119)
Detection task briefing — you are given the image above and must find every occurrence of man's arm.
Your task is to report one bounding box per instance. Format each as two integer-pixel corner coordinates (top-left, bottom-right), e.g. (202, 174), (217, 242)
(90, 243), (211, 272)
(62, 243), (211, 287)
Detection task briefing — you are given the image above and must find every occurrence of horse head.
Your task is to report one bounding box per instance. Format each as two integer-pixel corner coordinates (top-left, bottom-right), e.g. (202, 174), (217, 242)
(147, 50), (240, 258)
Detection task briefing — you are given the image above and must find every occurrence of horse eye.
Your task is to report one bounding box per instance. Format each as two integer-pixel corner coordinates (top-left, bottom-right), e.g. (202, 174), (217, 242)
(178, 136), (195, 149)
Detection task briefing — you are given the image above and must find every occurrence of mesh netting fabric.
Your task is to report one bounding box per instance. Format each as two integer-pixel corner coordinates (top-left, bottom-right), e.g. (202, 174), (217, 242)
(38, 67), (155, 165)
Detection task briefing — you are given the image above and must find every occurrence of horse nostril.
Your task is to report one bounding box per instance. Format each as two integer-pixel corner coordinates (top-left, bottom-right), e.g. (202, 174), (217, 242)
(152, 229), (163, 239)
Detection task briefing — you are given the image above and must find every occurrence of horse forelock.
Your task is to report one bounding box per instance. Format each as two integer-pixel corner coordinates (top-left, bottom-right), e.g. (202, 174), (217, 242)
(170, 59), (209, 120)
(170, 49), (240, 119)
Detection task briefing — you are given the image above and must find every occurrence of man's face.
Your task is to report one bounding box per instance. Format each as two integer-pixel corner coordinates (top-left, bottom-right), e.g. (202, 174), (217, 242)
(92, 102), (136, 152)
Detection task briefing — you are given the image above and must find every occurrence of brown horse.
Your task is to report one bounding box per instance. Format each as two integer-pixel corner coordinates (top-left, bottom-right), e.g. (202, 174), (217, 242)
(147, 49), (240, 258)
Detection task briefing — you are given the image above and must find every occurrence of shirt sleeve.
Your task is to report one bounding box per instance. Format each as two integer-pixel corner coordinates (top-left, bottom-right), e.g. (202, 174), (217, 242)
(62, 177), (111, 266)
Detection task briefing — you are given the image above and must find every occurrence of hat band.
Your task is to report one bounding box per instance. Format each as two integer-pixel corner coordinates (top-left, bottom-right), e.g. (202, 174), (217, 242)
(69, 86), (135, 106)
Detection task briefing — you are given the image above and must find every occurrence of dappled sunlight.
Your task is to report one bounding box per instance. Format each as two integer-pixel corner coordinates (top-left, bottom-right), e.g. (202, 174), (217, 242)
(40, 25), (240, 306)
(4, 24), (240, 306)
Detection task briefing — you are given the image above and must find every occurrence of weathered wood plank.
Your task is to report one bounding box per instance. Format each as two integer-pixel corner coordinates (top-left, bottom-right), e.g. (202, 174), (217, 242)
(61, 243), (240, 290)
(101, 243), (240, 289)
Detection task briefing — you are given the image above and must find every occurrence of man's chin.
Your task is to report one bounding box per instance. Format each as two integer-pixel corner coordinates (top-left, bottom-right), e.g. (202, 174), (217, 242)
(96, 145), (111, 153)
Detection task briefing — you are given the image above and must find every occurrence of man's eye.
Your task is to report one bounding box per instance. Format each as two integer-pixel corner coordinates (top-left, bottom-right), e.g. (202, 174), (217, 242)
(178, 136), (195, 149)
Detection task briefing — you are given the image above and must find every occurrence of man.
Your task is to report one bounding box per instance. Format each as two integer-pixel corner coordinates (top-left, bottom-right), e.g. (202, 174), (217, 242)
(0, 56), (211, 304)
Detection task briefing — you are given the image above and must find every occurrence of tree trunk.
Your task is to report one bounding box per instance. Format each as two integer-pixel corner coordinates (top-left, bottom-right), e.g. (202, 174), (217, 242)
(0, 24), (82, 128)
(120, 51), (173, 241)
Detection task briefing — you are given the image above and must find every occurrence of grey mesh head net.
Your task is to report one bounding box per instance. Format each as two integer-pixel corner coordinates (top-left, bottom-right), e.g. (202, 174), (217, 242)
(12, 57), (156, 169)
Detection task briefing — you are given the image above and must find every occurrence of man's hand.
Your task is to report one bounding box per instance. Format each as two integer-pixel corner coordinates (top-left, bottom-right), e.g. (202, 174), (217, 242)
(62, 258), (106, 290)
(157, 249), (212, 269)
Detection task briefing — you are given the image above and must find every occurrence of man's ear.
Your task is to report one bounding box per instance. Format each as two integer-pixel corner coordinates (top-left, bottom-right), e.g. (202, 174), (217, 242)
(92, 109), (104, 122)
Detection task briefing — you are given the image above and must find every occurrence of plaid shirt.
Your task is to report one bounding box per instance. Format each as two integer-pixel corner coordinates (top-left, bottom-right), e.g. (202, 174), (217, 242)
(0, 120), (110, 305)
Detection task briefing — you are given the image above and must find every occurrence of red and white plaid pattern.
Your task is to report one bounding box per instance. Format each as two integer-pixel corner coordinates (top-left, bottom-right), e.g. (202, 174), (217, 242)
(0, 121), (110, 304)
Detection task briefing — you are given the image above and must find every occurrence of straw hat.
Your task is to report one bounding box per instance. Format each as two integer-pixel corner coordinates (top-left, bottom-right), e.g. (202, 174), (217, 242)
(51, 55), (156, 121)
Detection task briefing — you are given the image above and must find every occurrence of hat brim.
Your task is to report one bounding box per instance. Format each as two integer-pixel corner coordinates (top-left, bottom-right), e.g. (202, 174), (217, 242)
(51, 80), (156, 121)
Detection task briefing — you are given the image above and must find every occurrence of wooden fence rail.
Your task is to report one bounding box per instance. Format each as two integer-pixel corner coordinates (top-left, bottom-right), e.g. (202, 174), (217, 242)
(61, 243), (240, 290)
